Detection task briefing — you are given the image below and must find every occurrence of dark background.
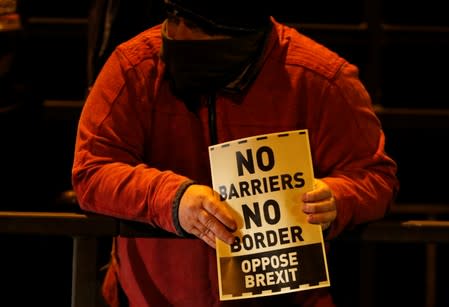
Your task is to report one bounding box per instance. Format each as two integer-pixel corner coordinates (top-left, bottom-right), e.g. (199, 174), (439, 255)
(1, 0), (448, 306)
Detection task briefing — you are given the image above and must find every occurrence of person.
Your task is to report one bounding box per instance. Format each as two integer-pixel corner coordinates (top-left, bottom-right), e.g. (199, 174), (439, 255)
(71, 0), (399, 306)
(86, 0), (165, 89)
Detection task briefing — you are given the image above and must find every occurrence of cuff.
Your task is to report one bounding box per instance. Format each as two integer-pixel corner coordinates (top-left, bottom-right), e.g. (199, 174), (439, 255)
(172, 180), (197, 237)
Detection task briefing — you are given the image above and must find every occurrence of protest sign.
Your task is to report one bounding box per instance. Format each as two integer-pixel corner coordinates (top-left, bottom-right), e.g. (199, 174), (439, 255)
(209, 130), (330, 300)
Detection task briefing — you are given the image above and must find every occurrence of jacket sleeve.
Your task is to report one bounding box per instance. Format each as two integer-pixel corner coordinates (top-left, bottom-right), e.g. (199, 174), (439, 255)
(307, 63), (399, 240)
(71, 48), (189, 235)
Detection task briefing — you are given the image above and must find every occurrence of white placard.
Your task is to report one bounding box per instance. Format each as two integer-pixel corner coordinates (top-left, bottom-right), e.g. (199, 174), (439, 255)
(209, 130), (330, 300)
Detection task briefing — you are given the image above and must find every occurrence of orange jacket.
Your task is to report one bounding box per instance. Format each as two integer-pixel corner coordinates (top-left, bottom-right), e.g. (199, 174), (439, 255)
(72, 18), (398, 307)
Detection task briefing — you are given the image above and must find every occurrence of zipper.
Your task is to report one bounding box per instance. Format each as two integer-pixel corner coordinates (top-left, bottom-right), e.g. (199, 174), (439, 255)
(207, 94), (218, 145)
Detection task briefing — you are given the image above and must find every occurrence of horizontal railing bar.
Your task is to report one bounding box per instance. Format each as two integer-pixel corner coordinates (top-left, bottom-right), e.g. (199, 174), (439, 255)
(0, 211), (118, 236)
(390, 203), (449, 215)
(27, 17), (88, 25)
(1, 206), (448, 243)
(41, 103), (449, 130)
(337, 220), (449, 244)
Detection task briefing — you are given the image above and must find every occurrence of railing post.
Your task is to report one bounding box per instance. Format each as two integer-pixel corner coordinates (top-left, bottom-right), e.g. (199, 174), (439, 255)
(71, 236), (99, 307)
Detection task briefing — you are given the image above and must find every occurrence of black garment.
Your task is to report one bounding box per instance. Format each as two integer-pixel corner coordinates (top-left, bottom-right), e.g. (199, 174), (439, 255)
(87, 0), (165, 87)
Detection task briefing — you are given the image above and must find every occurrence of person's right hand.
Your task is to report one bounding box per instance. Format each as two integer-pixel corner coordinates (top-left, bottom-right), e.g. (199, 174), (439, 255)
(178, 184), (237, 248)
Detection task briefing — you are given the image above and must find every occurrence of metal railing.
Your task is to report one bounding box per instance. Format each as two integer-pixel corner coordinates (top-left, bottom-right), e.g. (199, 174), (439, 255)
(1, 203), (448, 307)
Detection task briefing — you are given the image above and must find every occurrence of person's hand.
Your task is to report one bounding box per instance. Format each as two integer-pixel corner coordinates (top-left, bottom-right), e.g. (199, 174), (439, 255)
(302, 179), (336, 231)
(178, 184), (237, 248)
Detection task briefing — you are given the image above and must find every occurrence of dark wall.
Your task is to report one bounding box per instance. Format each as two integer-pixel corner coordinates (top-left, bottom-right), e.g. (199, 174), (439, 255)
(1, 1), (448, 306)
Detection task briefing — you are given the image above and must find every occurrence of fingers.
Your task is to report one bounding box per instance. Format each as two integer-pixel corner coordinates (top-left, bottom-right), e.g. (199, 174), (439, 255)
(197, 209), (235, 245)
(306, 208), (336, 227)
(178, 185), (237, 248)
(302, 179), (332, 203)
(301, 179), (336, 230)
(302, 196), (335, 214)
(202, 190), (237, 231)
(190, 225), (217, 248)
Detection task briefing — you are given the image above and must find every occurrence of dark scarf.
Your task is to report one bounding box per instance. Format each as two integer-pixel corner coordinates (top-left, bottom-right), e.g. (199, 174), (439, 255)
(160, 21), (269, 109)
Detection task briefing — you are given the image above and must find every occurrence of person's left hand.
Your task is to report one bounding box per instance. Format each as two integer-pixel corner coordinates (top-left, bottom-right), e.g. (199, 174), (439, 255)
(302, 178), (336, 231)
